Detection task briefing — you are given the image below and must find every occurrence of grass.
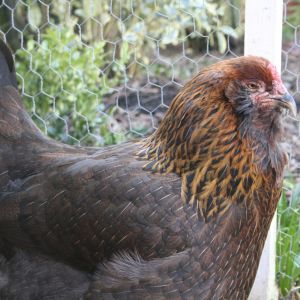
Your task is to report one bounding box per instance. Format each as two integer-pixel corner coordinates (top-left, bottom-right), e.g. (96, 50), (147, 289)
(276, 180), (300, 298)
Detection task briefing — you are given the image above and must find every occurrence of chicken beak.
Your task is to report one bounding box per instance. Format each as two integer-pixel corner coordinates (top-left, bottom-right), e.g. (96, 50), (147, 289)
(280, 93), (297, 117)
(272, 92), (297, 117)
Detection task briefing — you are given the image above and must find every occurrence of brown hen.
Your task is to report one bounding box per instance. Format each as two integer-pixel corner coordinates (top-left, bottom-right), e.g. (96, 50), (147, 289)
(0, 40), (296, 299)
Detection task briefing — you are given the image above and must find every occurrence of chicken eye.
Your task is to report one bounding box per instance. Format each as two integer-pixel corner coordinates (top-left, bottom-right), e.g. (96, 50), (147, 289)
(246, 82), (260, 90)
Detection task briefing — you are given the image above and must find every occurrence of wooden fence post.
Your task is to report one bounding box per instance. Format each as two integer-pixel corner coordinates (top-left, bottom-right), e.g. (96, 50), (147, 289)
(245, 1), (283, 299)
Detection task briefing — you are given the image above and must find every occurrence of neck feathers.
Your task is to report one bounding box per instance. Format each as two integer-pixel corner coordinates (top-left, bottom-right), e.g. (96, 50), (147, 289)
(137, 76), (286, 220)
(239, 112), (287, 184)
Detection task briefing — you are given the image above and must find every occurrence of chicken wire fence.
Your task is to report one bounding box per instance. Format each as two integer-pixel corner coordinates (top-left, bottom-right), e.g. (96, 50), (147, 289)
(0, 0), (299, 298)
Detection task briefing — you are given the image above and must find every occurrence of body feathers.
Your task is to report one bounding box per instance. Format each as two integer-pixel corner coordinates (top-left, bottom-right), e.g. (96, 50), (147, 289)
(0, 40), (293, 299)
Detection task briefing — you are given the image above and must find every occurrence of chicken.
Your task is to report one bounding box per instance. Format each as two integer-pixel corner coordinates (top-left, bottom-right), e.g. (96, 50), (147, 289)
(0, 39), (297, 299)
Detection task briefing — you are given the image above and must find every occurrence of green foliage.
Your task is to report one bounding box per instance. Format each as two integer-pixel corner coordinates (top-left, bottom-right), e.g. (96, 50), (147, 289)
(276, 180), (300, 298)
(14, 0), (240, 59)
(283, 0), (300, 41)
(120, 0), (238, 54)
(16, 25), (129, 145)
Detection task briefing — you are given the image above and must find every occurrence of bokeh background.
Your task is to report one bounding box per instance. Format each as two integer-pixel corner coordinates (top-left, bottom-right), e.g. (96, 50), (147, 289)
(0, 0), (300, 298)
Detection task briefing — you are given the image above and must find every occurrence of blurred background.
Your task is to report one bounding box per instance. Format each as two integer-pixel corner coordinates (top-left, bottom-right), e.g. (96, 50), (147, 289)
(0, 0), (300, 298)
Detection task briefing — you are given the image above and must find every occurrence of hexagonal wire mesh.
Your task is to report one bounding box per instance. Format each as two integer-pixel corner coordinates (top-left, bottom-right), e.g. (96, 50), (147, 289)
(0, 0), (299, 298)
(277, 1), (300, 298)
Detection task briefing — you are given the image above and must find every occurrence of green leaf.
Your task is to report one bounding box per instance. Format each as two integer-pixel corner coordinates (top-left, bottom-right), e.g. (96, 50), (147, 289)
(291, 183), (300, 208)
(216, 31), (227, 53)
(295, 255), (300, 271)
(28, 4), (42, 28)
(220, 25), (238, 39)
(161, 27), (179, 45)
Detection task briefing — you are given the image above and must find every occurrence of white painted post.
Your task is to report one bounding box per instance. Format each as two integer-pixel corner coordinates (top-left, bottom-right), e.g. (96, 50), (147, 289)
(245, 1), (283, 299)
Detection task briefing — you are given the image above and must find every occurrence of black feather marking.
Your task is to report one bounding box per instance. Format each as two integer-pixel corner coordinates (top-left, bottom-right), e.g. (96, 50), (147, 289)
(207, 127), (219, 135)
(156, 146), (162, 158)
(226, 184), (235, 197)
(199, 147), (209, 156)
(242, 165), (250, 174)
(223, 135), (236, 146)
(216, 197), (224, 207)
(230, 168), (238, 178)
(217, 166), (227, 181)
(243, 175), (253, 192)
(143, 160), (157, 171)
(236, 193), (244, 204)
(224, 145), (235, 154)
(231, 178), (241, 190)
(186, 172), (195, 186)
(211, 157), (223, 165)
(236, 156), (243, 163)
(206, 195), (214, 211)
(224, 129), (236, 136)
(215, 185), (221, 197)
(234, 148), (240, 156)
(196, 180), (205, 194)
(182, 126), (193, 140)
(208, 107), (219, 117)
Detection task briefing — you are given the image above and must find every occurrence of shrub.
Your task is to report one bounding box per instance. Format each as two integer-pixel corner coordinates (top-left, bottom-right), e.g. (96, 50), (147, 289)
(16, 25), (129, 145)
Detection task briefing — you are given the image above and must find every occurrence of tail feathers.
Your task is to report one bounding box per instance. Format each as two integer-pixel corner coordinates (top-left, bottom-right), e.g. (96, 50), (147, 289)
(0, 40), (17, 89)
